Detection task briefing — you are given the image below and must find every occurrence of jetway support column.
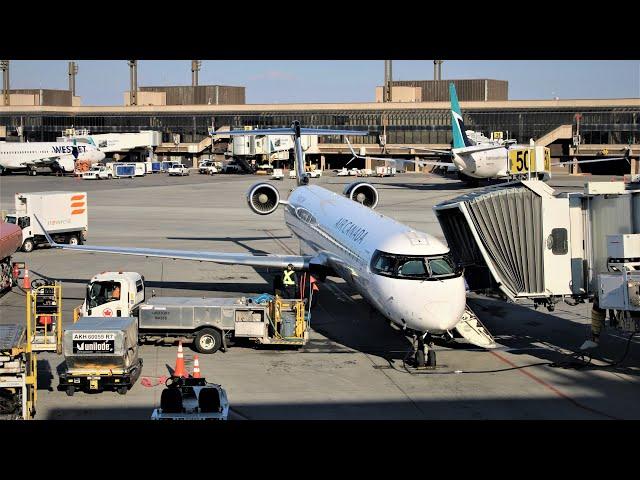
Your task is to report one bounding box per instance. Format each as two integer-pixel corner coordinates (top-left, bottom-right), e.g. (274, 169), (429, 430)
(320, 155), (325, 171)
(631, 157), (639, 176)
(365, 156), (372, 171)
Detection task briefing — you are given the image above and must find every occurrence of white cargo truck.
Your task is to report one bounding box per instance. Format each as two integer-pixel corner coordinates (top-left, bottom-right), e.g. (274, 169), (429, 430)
(79, 271), (309, 354)
(5, 192), (88, 253)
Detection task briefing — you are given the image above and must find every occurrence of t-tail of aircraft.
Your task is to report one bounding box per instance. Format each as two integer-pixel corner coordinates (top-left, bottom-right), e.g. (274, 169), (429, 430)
(449, 83), (474, 149)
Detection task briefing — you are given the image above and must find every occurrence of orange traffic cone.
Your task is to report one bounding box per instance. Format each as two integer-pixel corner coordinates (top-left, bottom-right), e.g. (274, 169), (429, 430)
(23, 267), (31, 290)
(192, 355), (201, 378)
(173, 341), (188, 378)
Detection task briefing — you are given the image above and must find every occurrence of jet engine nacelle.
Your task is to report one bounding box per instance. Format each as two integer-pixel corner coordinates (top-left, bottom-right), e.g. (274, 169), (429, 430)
(247, 182), (281, 215)
(343, 182), (379, 209)
(55, 156), (76, 173)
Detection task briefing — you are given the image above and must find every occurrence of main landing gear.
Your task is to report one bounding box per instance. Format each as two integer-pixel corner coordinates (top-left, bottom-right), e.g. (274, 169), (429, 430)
(414, 333), (436, 368)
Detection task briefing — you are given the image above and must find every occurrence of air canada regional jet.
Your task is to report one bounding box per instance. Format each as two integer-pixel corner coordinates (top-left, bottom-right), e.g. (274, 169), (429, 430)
(38, 122), (495, 367)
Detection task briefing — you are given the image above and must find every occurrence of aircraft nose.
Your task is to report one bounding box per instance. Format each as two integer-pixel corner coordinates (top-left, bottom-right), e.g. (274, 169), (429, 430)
(398, 278), (466, 332)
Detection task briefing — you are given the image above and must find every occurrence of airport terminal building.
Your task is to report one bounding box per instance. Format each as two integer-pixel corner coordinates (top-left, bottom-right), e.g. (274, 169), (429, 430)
(1, 81), (638, 173)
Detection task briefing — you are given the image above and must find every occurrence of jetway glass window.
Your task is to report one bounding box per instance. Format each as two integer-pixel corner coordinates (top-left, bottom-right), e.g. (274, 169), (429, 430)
(549, 228), (568, 255)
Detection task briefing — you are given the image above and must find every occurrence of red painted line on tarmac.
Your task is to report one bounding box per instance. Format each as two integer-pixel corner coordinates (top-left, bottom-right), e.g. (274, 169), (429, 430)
(490, 350), (619, 420)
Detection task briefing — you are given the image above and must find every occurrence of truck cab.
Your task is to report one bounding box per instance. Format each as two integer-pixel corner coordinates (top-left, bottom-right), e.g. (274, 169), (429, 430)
(82, 271), (145, 318)
(82, 165), (111, 180)
(5, 192), (89, 253)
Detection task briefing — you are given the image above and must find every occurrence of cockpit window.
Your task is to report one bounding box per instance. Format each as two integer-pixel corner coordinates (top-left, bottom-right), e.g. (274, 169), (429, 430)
(428, 256), (456, 276)
(397, 258), (427, 277)
(373, 253), (395, 275)
(370, 250), (460, 280)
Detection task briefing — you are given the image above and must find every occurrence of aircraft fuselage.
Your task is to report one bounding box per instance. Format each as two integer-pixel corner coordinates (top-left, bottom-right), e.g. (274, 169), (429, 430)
(284, 184), (467, 334)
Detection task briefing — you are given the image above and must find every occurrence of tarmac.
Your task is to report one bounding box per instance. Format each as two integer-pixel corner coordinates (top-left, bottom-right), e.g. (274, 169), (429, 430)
(1, 170), (639, 420)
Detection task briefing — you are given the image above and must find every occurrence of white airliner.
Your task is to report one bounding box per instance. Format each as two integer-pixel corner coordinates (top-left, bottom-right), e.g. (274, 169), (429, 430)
(347, 83), (630, 185)
(0, 139), (105, 175)
(36, 121), (495, 367)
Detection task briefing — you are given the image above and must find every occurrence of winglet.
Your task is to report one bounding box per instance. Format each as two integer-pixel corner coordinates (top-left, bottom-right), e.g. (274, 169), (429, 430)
(33, 215), (59, 247)
(344, 137), (358, 166)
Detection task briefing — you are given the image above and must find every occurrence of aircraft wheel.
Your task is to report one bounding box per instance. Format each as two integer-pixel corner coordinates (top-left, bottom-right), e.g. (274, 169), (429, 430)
(68, 235), (79, 246)
(427, 349), (436, 367)
(415, 349), (426, 368)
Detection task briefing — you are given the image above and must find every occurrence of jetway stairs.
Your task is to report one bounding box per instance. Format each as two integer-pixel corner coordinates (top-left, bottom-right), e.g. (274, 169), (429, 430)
(535, 125), (573, 147)
(434, 180), (640, 309)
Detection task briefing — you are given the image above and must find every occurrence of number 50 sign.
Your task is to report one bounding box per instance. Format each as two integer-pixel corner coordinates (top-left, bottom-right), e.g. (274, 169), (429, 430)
(508, 147), (551, 174)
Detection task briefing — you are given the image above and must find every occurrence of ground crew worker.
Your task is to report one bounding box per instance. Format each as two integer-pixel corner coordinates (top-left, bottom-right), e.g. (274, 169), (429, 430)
(282, 264), (298, 299)
(111, 285), (121, 301)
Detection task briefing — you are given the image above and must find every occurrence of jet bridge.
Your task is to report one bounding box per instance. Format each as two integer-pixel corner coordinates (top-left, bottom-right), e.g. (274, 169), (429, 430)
(434, 180), (640, 309)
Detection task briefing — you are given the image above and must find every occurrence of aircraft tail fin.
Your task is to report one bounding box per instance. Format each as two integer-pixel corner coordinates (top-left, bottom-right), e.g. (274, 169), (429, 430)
(449, 83), (473, 149)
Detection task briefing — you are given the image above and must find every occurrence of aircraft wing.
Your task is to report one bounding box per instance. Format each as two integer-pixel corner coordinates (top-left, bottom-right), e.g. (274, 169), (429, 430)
(345, 138), (455, 168)
(35, 216), (314, 270)
(388, 145), (452, 155)
(213, 128), (370, 137)
(22, 156), (65, 167)
(551, 156), (628, 167)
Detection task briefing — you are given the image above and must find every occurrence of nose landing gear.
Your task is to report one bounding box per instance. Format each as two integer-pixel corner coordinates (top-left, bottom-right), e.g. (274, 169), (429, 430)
(414, 333), (436, 368)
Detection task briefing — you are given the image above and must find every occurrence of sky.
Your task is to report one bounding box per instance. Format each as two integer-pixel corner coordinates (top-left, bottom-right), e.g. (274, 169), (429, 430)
(6, 60), (640, 106)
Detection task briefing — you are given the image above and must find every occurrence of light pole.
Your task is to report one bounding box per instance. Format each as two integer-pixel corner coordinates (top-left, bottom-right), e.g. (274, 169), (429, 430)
(1, 60), (9, 106)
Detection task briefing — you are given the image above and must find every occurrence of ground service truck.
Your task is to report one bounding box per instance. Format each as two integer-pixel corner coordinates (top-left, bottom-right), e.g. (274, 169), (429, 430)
(4, 192), (88, 253)
(79, 271), (309, 354)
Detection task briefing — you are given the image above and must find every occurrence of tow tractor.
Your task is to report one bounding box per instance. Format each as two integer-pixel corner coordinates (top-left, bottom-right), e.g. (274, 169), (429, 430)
(151, 375), (229, 420)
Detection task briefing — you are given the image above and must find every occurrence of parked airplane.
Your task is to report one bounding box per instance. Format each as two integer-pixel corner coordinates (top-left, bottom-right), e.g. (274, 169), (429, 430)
(36, 121), (495, 367)
(347, 83), (630, 185)
(0, 139), (105, 175)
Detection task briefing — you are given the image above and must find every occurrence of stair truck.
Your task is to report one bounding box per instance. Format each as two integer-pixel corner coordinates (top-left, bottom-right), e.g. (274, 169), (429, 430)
(77, 271), (309, 354)
(59, 316), (142, 396)
(4, 192), (88, 253)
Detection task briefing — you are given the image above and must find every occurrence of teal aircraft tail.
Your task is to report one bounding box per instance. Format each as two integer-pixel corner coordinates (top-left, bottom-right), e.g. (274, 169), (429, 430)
(449, 83), (472, 149)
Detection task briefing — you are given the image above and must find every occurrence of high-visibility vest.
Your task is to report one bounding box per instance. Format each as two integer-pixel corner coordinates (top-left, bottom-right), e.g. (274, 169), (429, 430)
(283, 270), (296, 286)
